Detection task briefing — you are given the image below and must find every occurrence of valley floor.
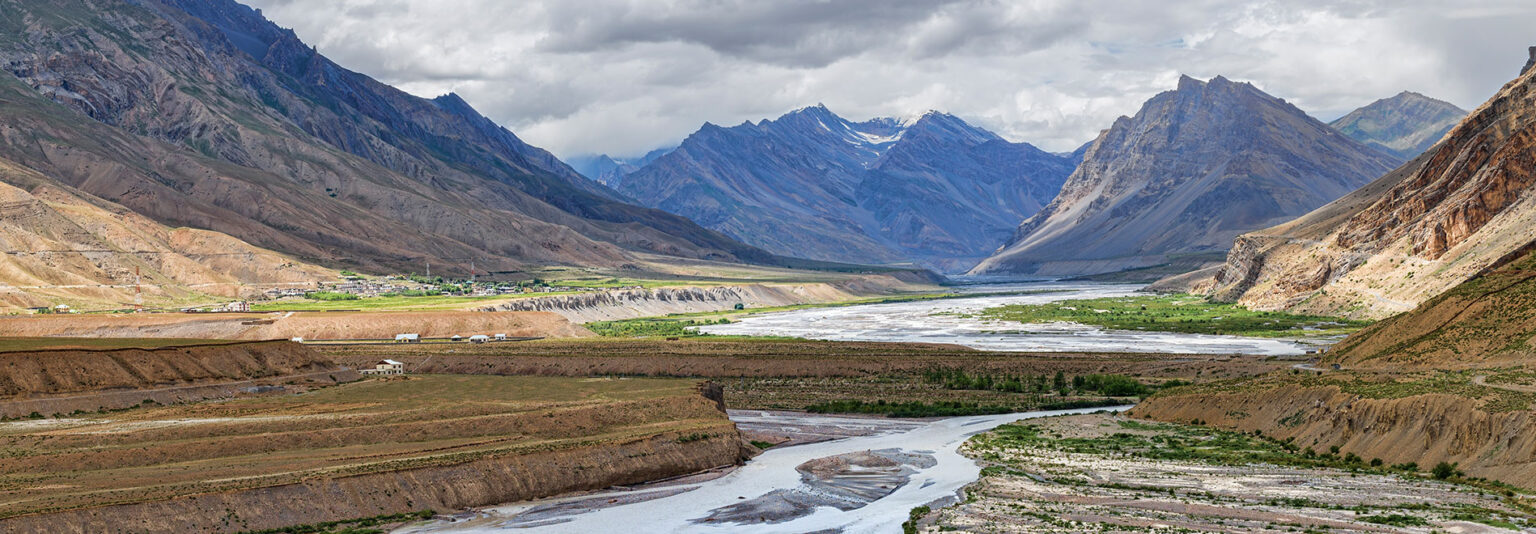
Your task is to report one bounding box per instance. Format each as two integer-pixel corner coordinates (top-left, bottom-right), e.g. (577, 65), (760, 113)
(929, 412), (1532, 533)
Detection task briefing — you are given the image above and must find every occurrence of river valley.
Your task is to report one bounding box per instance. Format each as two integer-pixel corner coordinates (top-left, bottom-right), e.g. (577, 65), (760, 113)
(697, 283), (1309, 355)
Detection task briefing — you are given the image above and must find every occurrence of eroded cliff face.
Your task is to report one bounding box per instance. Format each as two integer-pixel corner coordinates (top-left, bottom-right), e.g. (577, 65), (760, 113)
(1206, 54), (1536, 319)
(1131, 386), (1536, 490)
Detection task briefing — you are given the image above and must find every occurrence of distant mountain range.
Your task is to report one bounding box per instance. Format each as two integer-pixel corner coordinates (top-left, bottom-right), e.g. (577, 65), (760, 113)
(1330, 92), (1467, 160)
(568, 148), (673, 188)
(970, 75), (1401, 277)
(612, 105), (1075, 271)
(0, 0), (787, 282)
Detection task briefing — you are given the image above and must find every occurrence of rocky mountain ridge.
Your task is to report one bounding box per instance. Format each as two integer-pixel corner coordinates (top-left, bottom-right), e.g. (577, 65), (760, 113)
(1205, 53), (1536, 318)
(970, 75), (1400, 277)
(1329, 91), (1467, 160)
(0, 0), (784, 278)
(616, 105), (1074, 271)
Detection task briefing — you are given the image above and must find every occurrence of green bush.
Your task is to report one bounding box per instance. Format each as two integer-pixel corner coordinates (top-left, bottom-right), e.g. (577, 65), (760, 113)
(1433, 461), (1457, 479)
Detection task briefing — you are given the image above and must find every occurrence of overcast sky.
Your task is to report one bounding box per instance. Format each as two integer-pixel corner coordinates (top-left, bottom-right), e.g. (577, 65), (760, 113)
(243, 0), (1535, 158)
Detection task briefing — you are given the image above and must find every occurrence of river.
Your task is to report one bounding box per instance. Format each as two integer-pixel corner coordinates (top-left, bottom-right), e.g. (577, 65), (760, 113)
(397, 406), (1129, 534)
(396, 282), (1293, 533)
(697, 282), (1305, 355)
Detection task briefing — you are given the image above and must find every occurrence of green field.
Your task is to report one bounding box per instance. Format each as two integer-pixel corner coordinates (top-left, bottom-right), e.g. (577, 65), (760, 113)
(970, 294), (1371, 337)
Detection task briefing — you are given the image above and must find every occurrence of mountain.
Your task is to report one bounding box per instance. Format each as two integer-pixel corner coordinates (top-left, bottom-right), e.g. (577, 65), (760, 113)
(568, 147), (673, 188)
(0, 0), (781, 277)
(615, 105), (1074, 271)
(1329, 92), (1467, 160)
(969, 75), (1399, 277)
(1205, 51), (1536, 319)
(0, 154), (335, 311)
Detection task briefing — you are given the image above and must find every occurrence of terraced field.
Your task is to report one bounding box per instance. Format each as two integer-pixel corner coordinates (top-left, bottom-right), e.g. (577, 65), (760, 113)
(0, 375), (738, 530)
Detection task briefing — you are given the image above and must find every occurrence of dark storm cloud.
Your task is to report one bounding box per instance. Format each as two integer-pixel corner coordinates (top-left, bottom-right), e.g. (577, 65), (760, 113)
(241, 0), (1536, 158)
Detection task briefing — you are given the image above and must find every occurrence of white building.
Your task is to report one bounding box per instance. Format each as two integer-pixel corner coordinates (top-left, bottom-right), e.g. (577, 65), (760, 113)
(394, 333), (421, 343)
(468, 334), (490, 344)
(361, 359), (405, 375)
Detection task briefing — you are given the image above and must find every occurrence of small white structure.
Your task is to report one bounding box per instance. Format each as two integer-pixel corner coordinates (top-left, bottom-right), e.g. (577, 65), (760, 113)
(494, 333), (507, 341)
(222, 301), (251, 313)
(451, 335), (463, 342)
(361, 359), (405, 376)
(54, 304), (72, 313)
(468, 334), (490, 344)
(394, 333), (421, 343)
(290, 337), (304, 343)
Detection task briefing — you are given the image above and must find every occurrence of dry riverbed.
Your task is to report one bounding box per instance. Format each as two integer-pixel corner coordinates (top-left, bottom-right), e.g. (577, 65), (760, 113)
(927, 413), (1532, 533)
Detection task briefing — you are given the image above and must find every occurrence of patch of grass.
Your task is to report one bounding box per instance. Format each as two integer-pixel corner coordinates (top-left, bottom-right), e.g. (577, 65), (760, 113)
(971, 294), (1370, 338)
(238, 510), (435, 533)
(586, 318), (732, 338)
(804, 398), (1126, 418)
(806, 400), (1016, 418)
(1358, 513), (1429, 527)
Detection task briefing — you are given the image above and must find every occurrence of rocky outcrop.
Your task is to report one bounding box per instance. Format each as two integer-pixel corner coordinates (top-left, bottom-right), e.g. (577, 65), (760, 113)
(0, 424), (744, 533)
(971, 76), (1397, 278)
(1329, 92), (1467, 160)
(1132, 385), (1536, 490)
(616, 106), (1074, 271)
(1205, 50), (1536, 318)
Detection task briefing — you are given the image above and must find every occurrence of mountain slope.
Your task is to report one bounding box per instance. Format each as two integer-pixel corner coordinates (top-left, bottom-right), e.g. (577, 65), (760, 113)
(0, 0), (778, 276)
(1329, 91), (1467, 160)
(1207, 54), (1536, 319)
(0, 154), (335, 312)
(616, 106), (1073, 270)
(970, 75), (1399, 277)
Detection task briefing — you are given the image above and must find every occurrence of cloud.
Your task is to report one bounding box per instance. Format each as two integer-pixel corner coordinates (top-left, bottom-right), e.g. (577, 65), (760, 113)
(242, 0), (1536, 157)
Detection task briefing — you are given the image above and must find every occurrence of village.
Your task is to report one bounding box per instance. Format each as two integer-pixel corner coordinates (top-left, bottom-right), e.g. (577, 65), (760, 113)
(158, 274), (635, 314)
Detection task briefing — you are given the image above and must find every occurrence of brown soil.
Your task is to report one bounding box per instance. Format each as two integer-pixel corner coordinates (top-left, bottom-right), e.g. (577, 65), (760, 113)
(1132, 383), (1536, 490)
(315, 338), (1290, 380)
(0, 375), (742, 533)
(0, 310), (590, 340)
(0, 340), (351, 417)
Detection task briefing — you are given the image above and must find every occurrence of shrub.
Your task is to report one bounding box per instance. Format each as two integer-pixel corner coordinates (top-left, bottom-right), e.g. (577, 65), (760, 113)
(1432, 461), (1457, 479)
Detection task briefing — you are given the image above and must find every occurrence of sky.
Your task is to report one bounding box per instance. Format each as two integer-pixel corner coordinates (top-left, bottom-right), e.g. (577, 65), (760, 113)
(243, 0), (1536, 158)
